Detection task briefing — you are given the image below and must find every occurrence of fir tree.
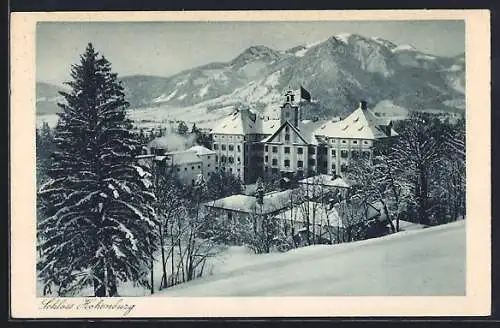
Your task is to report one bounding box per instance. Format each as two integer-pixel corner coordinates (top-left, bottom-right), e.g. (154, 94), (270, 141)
(37, 43), (158, 297)
(177, 121), (189, 135)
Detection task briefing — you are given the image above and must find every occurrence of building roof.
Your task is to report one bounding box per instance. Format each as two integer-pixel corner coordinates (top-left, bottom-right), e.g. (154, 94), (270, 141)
(187, 145), (216, 156)
(280, 201), (344, 228)
(298, 174), (350, 188)
(261, 120), (320, 145)
(314, 104), (398, 140)
(211, 107), (273, 136)
(204, 189), (295, 215)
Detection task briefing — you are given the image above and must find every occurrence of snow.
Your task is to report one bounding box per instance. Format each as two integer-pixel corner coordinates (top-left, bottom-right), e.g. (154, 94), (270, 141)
(335, 33), (351, 44)
(177, 94), (187, 100)
(445, 64), (463, 72)
(155, 220), (465, 296)
(294, 47), (308, 57)
(264, 71), (281, 87)
(152, 90), (177, 103)
(392, 44), (417, 52)
(416, 54), (437, 61)
(199, 85), (210, 98)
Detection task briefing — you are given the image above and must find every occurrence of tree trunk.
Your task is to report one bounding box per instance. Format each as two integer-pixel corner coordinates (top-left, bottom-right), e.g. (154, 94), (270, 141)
(159, 224), (167, 289)
(150, 254), (154, 295)
(94, 268), (105, 297)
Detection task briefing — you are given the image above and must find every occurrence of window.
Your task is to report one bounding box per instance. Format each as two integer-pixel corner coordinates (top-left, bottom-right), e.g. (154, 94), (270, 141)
(330, 139), (336, 144)
(341, 164), (348, 172)
(272, 168), (279, 175)
(362, 151), (371, 158)
(184, 167), (188, 171)
(331, 149), (336, 157)
(352, 140), (358, 144)
(237, 157), (241, 162)
(207, 155), (211, 159)
(265, 146), (268, 152)
(237, 145), (241, 152)
(331, 163), (336, 170)
(228, 144), (234, 151)
(323, 148), (328, 155)
(351, 151), (359, 159)
(229, 168), (233, 172)
(192, 166), (195, 170)
(286, 112), (291, 118)
(284, 159), (290, 167)
(177, 168), (180, 172)
(197, 165), (201, 169)
(284, 147), (290, 154)
(363, 140), (370, 145)
(221, 144), (226, 151)
(308, 159), (315, 166)
(285, 125), (290, 132)
(285, 134), (290, 141)
(221, 135), (225, 139)
(341, 140), (347, 144)
(297, 160), (303, 168)
(272, 146), (278, 153)
(265, 156), (268, 163)
(309, 147), (315, 154)
(272, 158), (278, 166)
(237, 168), (240, 172)
(340, 150), (349, 158)
(215, 155), (218, 162)
(228, 157), (234, 164)
(297, 147), (303, 155)
(208, 164), (211, 167)
(221, 155), (226, 163)
(213, 144), (218, 150)
(323, 161), (328, 168)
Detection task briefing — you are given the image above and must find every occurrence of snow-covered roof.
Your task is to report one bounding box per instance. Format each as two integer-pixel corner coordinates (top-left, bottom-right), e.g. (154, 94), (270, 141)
(280, 201), (343, 228)
(261, 120), (320, 145)
(187, 145), (216, 156)
(211, 108), (273, 136)
(204, 189), (295, 215)
(298, 174), (350, 188)
(314, 104), (398, 140)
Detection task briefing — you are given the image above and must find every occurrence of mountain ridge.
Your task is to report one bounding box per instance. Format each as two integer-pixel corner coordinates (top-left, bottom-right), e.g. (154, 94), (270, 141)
(37, 33), (465, 121)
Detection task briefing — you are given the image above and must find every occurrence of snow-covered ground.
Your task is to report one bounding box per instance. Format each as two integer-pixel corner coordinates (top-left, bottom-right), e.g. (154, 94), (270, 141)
(154, 220), (465, 297)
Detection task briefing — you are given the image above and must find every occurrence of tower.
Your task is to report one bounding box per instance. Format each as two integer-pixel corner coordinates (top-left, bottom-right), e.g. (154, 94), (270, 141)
(280, 89), (300, 127)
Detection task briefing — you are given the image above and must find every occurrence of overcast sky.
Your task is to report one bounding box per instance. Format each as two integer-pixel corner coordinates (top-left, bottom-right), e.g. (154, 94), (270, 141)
(37, 20), (465, 86)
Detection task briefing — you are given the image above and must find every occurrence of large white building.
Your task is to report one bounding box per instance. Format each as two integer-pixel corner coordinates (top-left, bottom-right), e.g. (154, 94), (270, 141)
(136, 143), (216, 186)
(211, 89), (398, 184)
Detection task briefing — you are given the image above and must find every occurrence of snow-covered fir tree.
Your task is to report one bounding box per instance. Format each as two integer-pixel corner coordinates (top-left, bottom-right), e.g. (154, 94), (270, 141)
(37, 43), (158, 297)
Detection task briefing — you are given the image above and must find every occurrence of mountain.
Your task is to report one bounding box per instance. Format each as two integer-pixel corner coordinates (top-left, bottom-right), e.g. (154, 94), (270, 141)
(36, 82), (67, 115)
(37, 34), (465, 122)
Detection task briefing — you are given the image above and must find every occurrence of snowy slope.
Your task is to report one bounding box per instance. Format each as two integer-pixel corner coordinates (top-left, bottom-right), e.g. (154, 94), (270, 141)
(155, 220), (465, 296)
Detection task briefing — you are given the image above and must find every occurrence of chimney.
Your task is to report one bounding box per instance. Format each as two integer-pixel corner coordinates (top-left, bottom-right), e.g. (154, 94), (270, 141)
(360, 100), (367, 110)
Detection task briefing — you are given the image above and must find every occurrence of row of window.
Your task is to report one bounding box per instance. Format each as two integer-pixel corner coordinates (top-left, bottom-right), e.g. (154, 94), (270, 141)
(329, 138), (371, 145)
(213, 143), (241, 152)
(213, 135), (243, 142)
(264, 146), (305, 155)
(216, 155), (241, 164)
(176, 164), (202, 172)
(264, 158), (312, 168)
(332, 149), (371, 159)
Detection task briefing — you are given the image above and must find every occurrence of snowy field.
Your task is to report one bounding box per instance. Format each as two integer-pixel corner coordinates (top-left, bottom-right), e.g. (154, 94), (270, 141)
(154, 220), (465, 297)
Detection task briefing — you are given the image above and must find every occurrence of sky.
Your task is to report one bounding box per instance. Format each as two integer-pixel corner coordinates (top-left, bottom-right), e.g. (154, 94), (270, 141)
(36, 20), (465, 86)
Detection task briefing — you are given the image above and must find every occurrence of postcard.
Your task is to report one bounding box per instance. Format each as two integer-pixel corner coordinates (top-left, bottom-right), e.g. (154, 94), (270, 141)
(10, 9), (490, 318)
